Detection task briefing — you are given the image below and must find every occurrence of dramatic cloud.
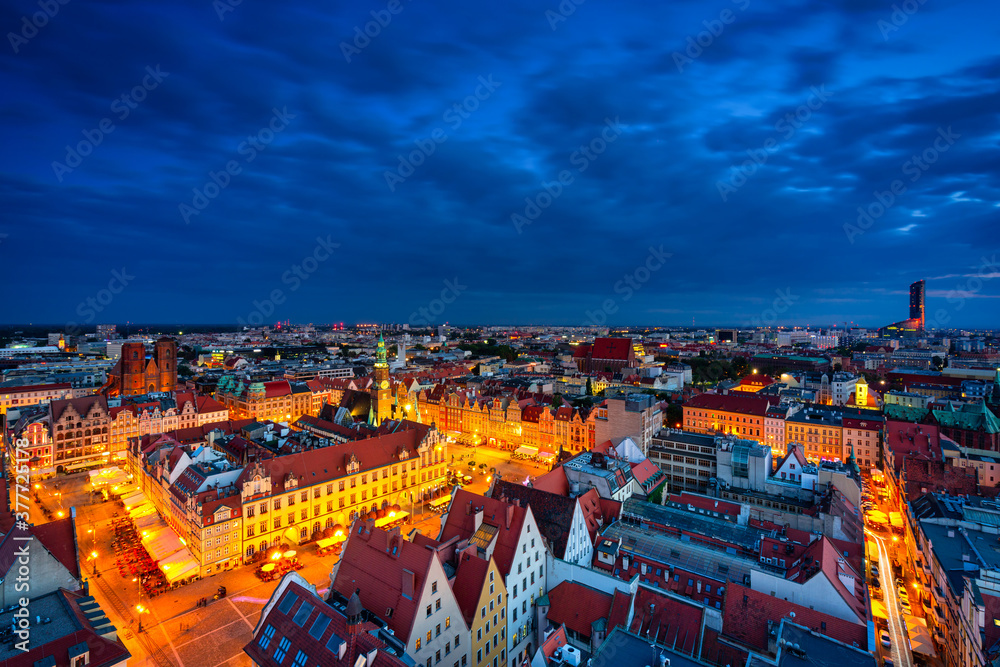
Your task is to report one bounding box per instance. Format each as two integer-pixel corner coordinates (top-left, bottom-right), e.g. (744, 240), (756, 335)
(1, 0), (998, 328)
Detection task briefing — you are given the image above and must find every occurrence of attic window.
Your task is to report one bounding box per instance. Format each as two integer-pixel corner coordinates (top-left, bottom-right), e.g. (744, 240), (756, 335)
(386, 607), (394, 618)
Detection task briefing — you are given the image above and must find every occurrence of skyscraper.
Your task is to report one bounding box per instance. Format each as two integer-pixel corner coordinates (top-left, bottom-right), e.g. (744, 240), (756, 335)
(878, 278), (926, 338)
(909, 279), (925, 330)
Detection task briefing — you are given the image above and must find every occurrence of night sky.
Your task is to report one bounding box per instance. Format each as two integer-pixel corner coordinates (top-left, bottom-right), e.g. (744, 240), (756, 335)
(2, 0), (998, 329)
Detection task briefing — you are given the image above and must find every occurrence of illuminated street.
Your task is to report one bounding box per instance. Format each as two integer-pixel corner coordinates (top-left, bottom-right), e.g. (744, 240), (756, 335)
(868, 529), (912, 667)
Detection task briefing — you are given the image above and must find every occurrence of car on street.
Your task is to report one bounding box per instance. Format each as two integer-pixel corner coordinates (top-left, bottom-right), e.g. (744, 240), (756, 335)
(895, 577), (904, 588)
(871, 576), (880, 588)
(884, 658), (894, 667)
(871, 565), (879, 577)
(880, 631), (891, 648)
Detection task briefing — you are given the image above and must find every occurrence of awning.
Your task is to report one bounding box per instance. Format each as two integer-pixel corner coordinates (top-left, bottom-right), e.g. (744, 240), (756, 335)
(160, 549), (199, 583)
(375, 510), (409, 528)
(134, 513), (161, 529)
(867, 511), (889, 524)
(128, 503), (157, 519)
(141, 525), (184, 561)
(316, 537), (341, 549)
(538, 448), (556, 460)
(122, 490), (148, 509)
(429, 495), (452, 509)
(907, 617), (937, 657)
(890, 512), (904, 528)
(871, 599), (888, 619)
(515, 446), (538, 456)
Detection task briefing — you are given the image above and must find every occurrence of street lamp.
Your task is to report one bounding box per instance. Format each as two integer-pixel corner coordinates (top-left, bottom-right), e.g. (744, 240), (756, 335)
(136, 604), (148, 633)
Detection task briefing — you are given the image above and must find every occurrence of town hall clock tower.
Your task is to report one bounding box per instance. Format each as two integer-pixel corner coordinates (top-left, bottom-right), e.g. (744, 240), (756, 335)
(371, 333), (392, 425)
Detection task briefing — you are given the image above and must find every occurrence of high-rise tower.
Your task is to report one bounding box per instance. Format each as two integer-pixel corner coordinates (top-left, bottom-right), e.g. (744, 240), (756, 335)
(370, 333), (392, 425)
(909, 279), (925, 330)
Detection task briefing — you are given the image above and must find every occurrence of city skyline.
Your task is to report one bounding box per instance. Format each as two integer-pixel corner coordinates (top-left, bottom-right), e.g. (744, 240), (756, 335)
(2, 0), (999, 327)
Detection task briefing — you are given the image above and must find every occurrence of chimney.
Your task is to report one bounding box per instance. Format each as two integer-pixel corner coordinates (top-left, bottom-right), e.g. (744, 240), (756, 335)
(365, 518), (375, 534)
(506, 504), (515, 530)
(466, 501), (473, 516)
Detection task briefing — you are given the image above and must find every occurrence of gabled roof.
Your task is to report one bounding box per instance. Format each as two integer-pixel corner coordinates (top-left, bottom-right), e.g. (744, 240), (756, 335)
(545, 581), (612, 638)
(439, 489), (529, 578)
(31, 518), (81, 579)
(531, 467), (569, 496)
(49, 394), (109, 423)
(628, 586), (704, 654)
(591, 338), (633, 361)
(246, 574), (406, 667)
(490, 480), (576, 559)
(683, 393), (772, 417)
(452, 552), (491, 627)
(786, 536), (866, 622)
(331, 524), (447, 643)
(722, 583), (866, 651)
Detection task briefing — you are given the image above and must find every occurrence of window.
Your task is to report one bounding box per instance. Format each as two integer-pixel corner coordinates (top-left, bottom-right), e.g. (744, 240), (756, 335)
(446, 616), (450, 629)
(477, 628), (482, 641)
(436, 624), (441, 637)
(427, 631), (432, 642)
(292, 650), (308, 667)
(436, 598), (441, 611)
(446, 642), (451, 656)
(455, 634), (460, 646)
(427, 605), (432, 618)
(478, 650), (483, 663)
(340, 481), (345, 491)
(273, 637), (291, 663)
(417, 638), (422, 651)
(432, 581), (438, 594)
(259, 624), (276, 650)
(436, 651), (441, 664)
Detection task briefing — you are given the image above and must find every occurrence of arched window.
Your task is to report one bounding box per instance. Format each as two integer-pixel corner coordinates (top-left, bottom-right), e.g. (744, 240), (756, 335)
(325, 518), (334, 529)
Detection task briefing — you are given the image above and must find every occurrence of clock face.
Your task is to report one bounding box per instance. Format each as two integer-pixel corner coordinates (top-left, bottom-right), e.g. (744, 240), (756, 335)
(381, 380), (389, 389)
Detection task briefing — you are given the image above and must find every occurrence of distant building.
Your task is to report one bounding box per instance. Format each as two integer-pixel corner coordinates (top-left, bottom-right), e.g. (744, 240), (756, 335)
(878, 279), (925, 337)
(104, 338), (177, 396)
(572, 338), (638, 374)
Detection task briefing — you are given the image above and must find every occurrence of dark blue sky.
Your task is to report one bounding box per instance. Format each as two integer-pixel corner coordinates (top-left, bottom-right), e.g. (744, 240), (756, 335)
(2, 0), (999, 329)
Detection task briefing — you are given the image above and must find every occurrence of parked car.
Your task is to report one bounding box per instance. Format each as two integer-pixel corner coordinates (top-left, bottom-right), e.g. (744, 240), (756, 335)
(872, 576), (880, 588)
(871, 565), (879, 578)
(884, 658), (894, 667)
(880, 631), (891, 648)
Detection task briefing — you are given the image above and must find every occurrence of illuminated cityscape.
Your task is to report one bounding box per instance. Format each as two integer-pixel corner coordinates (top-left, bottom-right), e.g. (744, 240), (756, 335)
(2, 1), (999, 667)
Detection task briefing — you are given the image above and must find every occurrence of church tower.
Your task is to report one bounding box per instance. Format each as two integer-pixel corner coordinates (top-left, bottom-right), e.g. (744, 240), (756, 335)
(371, 333), (392, 425)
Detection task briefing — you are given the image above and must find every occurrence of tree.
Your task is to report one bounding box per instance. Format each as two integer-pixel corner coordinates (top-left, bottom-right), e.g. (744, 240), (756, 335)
(473, 363), (481, 375)
(833, 362), (843, 372)
(586, 378), (593, 396)
(551, 393), (563, 409)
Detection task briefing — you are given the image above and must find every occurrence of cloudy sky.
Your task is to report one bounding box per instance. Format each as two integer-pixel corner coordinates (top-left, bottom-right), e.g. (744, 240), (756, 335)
(2, 0), (998, 329)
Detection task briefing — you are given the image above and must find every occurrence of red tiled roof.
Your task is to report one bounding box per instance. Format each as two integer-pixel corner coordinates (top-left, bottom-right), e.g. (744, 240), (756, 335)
(0, 589), (131, 667)
(332, 525), (451, 643)
(245, 575), (406, 667)
(786, 536), (866, 623)
(537, 625), (569, 664)
(722, 583), (866, 651)
(628, 587), (703, 654)
(545, 581), (612, 638)
(32, 517), (80, 579)
(700, 627), (750, 667)
(197, 395), (227, 413)
(683, 392), (772, 417)
(607, 589), (631, 631)
(530, 467), (569, 496)
(264, 380), (293, 398)
(439, 489), (528, 578)
(452, 552), (491, 627)
(49, 394), (109, 423)
(670, 492), (740, 518)
(630, 459), (661, 486)
(591, 338), (633, 361)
